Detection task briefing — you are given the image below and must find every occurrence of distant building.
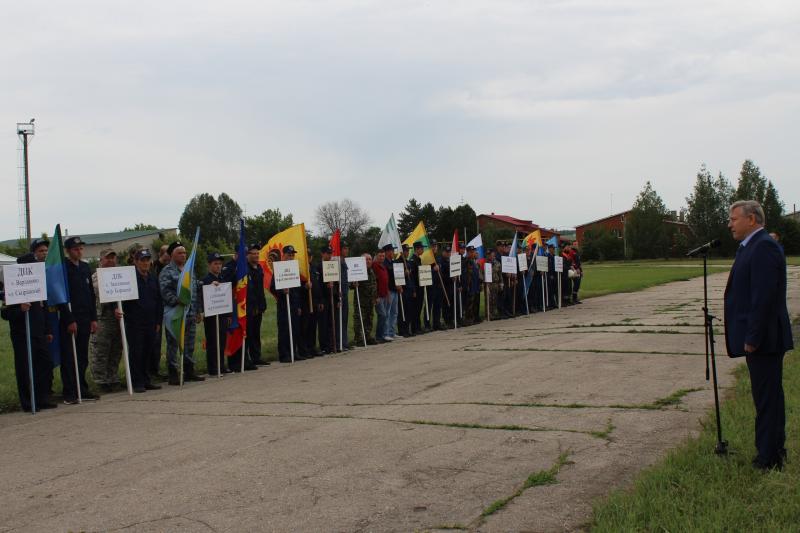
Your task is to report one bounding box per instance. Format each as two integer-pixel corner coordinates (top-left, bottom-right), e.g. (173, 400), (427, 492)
(1, 228), (177, 261)
(575, 210), (691, 254)
(0, 252), (16, 265)
(477, 213), (560, 242)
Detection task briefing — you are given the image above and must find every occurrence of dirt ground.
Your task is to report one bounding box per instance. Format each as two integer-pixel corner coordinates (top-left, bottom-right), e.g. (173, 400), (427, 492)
(1, 267), (797, 532)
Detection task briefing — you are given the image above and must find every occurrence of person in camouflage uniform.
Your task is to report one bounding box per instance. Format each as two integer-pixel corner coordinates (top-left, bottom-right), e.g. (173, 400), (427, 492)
(159, 241), (204, 385)
(488, 249), (503, 320)
(353, 253), (378, 346)
(90, 248), (123, 392)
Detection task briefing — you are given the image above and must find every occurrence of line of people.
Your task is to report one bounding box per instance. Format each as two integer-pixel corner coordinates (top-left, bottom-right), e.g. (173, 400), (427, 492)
(1, 235), (582, 412)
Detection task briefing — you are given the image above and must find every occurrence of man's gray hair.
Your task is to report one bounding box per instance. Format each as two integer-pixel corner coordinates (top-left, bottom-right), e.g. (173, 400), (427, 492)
(730, 200), (765, 225)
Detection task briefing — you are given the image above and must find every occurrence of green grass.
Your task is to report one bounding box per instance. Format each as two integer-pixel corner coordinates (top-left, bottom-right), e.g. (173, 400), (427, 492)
(787, 256), (800, 266)
(579, 261), (730, 299)
(591, 351), (799, 532)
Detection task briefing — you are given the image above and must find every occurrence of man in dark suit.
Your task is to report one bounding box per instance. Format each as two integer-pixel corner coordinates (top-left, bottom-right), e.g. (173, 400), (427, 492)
(724, 200), (793, 471)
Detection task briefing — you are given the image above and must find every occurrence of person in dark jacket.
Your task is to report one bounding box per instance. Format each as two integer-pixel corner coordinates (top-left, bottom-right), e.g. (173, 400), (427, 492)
(246, 243), (268, 366)
(1, 249), (58, 411)
(316, 246), (337, 354)
(270, 245), (306, 363)
(59, 236), (99, 403)
(725, 200), (794, 471)
(198, 252), (232, 376)
(398, 244), (417, 336)
(122, 249), (163, 392)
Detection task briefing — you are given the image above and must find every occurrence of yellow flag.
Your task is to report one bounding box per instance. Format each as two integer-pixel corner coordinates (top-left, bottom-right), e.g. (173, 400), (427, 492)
(259, 223), (310, 290)
(523, 229), (543, 249)
(402, 221), (435, 265)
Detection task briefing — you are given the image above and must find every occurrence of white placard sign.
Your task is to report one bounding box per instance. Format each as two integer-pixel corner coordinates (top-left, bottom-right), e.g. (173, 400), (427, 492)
(202, 282), (233, 316)
(393, 263), (406, 286)
(554, 257), (564, 273)
(322, 260), (341, 283)
(501, 256), (517, 274)
(535, 256), (549, 272)
(345, 257), (368, 282)
(97, 266), (139, 303)
(484, 263), (493, 282)
(517, 253), (528, 272)
(418, 265), (433, 286)
(449, 254), (462, 277)
(2, 262), (47, 305)
(274, 260), (301, 290)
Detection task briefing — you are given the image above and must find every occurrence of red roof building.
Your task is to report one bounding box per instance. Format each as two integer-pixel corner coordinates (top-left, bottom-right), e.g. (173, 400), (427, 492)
(477, 213), (560, 240)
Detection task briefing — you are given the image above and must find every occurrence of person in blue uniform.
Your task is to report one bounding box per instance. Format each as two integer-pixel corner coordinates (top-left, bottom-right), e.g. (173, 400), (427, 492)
(122, 249), (164, 392)
(270, 245), (307, 362)
(59, 236), (99, 403)
(199, 252), (232, 375)
(438, 245), (454, 329)
(398, 244), (417, 336)
(317, 246), (337, 353)
(1, 248), (58, 411)
(246, 243), (268, 367)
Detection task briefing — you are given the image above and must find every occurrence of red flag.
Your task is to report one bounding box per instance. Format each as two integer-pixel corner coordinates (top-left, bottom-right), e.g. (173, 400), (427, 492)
(451, 229), (458, 255)
(330, 229), (341, 257)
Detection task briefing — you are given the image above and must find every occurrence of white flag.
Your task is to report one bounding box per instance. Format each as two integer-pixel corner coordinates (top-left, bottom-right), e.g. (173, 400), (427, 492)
(378, 214), (402, 255)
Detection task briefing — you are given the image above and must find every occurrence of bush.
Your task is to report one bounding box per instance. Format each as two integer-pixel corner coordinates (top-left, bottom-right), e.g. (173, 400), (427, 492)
(582, 227), (624, 261)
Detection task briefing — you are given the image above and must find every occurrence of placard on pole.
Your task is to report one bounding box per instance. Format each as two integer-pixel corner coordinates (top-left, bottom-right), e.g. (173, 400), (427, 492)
(274, 260), (301, 362)
(97, 266), (139, 395)
(346, 257), (369, 348)
(202, 282), (233, 378)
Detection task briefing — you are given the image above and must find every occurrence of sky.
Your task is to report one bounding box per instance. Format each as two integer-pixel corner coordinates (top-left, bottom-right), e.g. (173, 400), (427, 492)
(2, 0), (799, 241)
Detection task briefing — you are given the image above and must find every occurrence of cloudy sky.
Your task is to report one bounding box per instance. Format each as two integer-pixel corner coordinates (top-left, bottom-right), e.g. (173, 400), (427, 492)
(2, 0), (798, 240)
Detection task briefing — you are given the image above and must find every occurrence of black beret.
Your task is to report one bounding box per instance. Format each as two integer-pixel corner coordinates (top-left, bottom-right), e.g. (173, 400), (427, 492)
(381, 244), (394, 252)
(167, 241), (184, 255)
(413, 241), (424, 249)
(401, 244), (410, 250)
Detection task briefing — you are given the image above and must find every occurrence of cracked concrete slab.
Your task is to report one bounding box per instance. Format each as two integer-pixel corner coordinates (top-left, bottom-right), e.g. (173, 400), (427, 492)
(0, 267), (797, 532)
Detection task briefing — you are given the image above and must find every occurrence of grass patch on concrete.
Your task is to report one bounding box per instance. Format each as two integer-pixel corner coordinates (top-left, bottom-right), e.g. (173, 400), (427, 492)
(480, 452), (572, 519)
(590, 351), (799, 532)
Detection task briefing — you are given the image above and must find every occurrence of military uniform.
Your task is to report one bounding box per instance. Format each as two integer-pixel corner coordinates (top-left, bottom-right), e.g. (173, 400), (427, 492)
(299, 261), (320, 357)
(489, 253), (502, 319)
(1, 253), (55, 410)
(353, 264), (377, 345)
(90, 269), (123, 389)
(336, 252), (350, 349)
(463, 252), (482, 325)
(199, 258), (230, 376)
(271, 245), (305, 362)
(315, 255), (336, 353)
(59, 237), (98, 402)
(438, 250), (454, 328)
(124, 252), (163, 391)
(246, 256), (268, 364)
(159, 250), (201, 383)
(402, 249), (420, 335)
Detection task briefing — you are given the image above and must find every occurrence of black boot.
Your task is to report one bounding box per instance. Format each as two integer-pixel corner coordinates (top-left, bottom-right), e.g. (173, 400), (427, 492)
(184, 362), (206, 382)
(168, 366), (180, 386)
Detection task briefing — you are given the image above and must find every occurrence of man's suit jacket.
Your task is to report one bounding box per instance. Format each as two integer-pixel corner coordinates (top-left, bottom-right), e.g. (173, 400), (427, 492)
(724, 228), (793, 357)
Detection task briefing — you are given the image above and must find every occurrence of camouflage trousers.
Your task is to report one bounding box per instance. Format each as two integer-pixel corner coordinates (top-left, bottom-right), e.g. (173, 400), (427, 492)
(353, 292), (375, 345)
(90, 317), (123, 385)
(165, 315), (196, 370)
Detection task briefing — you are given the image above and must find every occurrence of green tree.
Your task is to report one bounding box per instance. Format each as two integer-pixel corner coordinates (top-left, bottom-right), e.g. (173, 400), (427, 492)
(734, 160), (767, 203)
(122, 223), (159, 231)
(397, 198), (423, 237)
(213, 193), (243, 245)
(762, 181), (784, 231)
(178, 193), (243, 248)
(626, 181), (671, 259)
(245, 208), (294, 245)
(685, 165), (736, 255)
(436, 203), (478, 242)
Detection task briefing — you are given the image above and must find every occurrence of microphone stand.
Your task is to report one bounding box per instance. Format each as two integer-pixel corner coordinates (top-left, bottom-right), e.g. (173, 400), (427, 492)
(701, 250), (728, 455)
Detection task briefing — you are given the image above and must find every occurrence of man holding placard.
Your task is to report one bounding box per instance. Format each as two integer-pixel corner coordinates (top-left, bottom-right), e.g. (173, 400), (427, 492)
(352, 253), (377, 346)
(463, 246), (482, 326)
(90, 249), (124, 393)
(59, 236), (100, 403)
(270, 245), (306, 363)
(1, 254), (58, 411)
(438, 245), (454, 329)
(410, 242), (426, 334)
(397, 244), (416, 337)
(385, 244), (403, 339)
(318, 246), (338, 354)
(123, 249), (163, 392)
(199, 252), (232, 375)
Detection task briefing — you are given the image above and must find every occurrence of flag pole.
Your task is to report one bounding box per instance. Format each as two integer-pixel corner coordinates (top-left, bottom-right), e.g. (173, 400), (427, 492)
(558, 272), (562, 309)
(179, 310), (186, 387)
(117, 302), (133, 395)
(67, 302), (82, 404)
(241, 331), (247, 372)
(522, 272), (530, 315)
(330, 285), (337, 353)
(512, 274), (517, 316)
(25, 311), (36, 414)
(453, 279), (458, 329)
(423, 286), (429, 324)
(355, 284), (367, 348)
(286, 292), (295, 363)
(485, 280), (490, 322)
(541, 273), (547, 313)
(216, 315), (221, 378)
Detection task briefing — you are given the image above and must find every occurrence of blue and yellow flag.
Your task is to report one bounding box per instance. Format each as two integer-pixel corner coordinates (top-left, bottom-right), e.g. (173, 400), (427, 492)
(165, 227), (200, 352)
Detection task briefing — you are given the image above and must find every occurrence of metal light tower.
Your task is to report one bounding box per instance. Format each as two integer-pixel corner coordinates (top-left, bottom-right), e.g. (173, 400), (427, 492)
(17, 119), (35, 244)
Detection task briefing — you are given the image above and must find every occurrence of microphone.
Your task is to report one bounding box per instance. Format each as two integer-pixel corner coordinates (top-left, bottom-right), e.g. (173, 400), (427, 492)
(686, 239), (721, 257)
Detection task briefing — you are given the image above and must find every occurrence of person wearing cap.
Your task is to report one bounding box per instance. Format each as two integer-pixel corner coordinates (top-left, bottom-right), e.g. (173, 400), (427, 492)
(546, 243), (557, 310)
(89, 248), (124, 393)
(122, 249), (163, 392)
(316, 246), (337, 353)
(486, 249), (501, 320)
(245, 243), (269, 367)
(159, 241), (205, 385)
(199, 252), (233, 375)
(304, 248), (324, 357)
(382, 244), (402, 340)
(437, 244), (453, 329)
(397, 243), (416, 336)
(270, 245), (306, 362)
(336, 242), (351, 350)
(462, 246), (480, 325)
(59, 236), (100, 403)
(1, 241), (58, 411)
(408, 241), (428, 334)
(353, 253), (378, 346)
(571, 241), (583, 304)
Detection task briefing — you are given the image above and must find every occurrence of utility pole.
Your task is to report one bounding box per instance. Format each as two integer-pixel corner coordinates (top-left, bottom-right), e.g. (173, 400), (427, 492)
(17, 119), (35, 245)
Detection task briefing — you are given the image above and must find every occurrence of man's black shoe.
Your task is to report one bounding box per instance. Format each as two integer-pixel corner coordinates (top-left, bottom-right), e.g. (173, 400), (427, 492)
(144, 383), (162, 390)
(752, 457), (783, 472)
(279, 358), (292, 363)
(39, 402), (58, 409)
(134, 387), (147, 393)
(295, 355), (309, 361)
(184, 374), (206, 382)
